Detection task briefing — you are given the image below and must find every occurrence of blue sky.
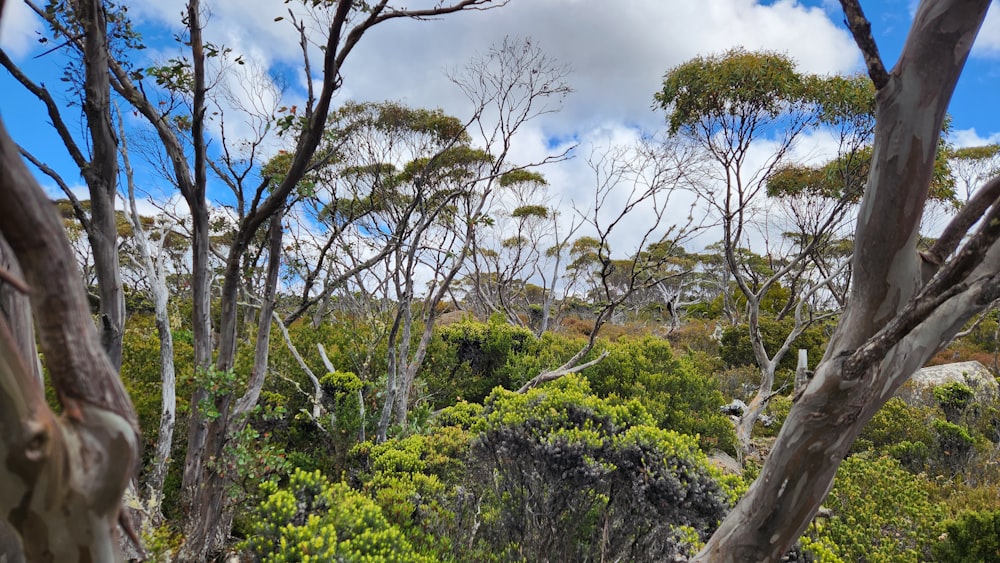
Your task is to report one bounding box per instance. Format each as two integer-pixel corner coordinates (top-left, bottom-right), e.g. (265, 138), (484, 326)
(1, 0), (998, 250)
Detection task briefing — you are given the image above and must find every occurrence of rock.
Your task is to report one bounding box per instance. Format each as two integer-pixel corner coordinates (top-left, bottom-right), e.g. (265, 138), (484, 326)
(901, 360), (999, 405)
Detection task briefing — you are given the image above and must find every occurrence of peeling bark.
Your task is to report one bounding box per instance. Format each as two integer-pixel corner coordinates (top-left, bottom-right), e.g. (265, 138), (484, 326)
(0, 116), (139, 560)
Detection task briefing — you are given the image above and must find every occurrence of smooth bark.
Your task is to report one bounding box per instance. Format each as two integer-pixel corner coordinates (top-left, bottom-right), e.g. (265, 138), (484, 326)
(696, 1), (995, 559)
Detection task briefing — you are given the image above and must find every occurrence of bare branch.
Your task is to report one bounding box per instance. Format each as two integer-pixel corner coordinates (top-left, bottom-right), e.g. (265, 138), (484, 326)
(926, 174), (1000, 267)
(517, 350), (610, 394)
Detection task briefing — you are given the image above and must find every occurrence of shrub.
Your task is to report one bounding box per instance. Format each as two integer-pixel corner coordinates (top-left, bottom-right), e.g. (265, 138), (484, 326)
(585, 336), (737, 453)
(807, 454), (946, 562)
(458, 375), (739, 562)
(241, 468), (432, 562)
(420, 318), (535, 407)
(933, 509), (1000, 562)
(934, 382), (975, 423)
(719, 317), (828, 374)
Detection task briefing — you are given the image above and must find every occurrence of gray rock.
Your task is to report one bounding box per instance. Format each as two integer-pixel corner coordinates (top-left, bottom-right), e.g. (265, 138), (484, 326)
(902, 360), (998, 405)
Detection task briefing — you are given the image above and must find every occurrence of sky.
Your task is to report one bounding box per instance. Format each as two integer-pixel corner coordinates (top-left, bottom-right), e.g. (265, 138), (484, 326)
(1, 0), (999, 256)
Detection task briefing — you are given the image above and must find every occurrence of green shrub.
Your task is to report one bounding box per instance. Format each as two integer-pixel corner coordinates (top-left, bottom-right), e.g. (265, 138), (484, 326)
(458, 375), (739, 562)
(719, 317), (828, 374)
(806, 454), (946, 563)
(933, 509), (1000, 562)
(241, 468), (432, 562)
(585, 336), (737, 454)
(852, 397), (936, 470)
(421, 318), (536, 407)
(935, 382), (975, 423)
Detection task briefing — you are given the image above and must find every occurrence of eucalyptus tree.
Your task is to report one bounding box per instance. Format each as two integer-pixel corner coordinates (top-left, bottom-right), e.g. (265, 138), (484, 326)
(0, 107), (139, 561)
(695, 0), (1000, 559)
(518, 138), (703, 392)
(462, 174), (585, 335)
(657, 50), (876, 453)
(0, 0), (138, 369)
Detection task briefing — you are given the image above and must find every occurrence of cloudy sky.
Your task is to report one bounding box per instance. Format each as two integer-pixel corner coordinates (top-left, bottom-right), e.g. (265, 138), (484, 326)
(2, 0), (999, 254)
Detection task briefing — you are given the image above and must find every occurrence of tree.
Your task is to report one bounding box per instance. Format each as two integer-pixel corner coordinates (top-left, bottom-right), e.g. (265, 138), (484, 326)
(657, 50), (874, 454)
(695, 1), (1000, 559)
(1, 0), (130, 370)
(0, 109), (139, 561)
(517, 138), (703, 391)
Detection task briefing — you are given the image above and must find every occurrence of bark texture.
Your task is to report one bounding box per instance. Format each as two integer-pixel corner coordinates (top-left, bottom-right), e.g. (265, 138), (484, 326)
(0, 116), (139, 560)
(695, 1), (996, 559)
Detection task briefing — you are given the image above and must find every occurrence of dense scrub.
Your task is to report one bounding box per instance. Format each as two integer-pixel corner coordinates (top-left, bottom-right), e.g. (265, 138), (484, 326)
(118, 312), (1000, 561)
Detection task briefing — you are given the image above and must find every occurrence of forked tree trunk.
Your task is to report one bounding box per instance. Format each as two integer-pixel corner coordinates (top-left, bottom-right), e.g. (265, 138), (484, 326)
(178, 212), (284, 560)
(695, 1), (996, 559)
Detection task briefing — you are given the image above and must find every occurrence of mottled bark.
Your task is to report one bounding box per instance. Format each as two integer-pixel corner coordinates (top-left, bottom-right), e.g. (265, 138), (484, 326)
(696, 1), (994, 559)
(0, 116), (139, 561)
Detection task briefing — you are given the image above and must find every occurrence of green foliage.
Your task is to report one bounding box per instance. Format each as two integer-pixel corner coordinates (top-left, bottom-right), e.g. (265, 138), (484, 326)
(321, 371), (366, 464)
(807, 454), (947, 562)
(421, 319), (536, 407)
(853, 397), (937, 458)
(241, 468), (432, 562)
(719, 317), (827, 374)
(350, 424), (473, 557)
(933, 509), (1000, 562)
(656, 48), (807, 135)
(934, 381), (975, 422)
(585, 336), (737, 454)
(458, 376), (739, 562)
(758, 394), (792, 438)
(499, 169), (546, 187)
(193, 367), (241, 420)
(933, 418), (976, 468)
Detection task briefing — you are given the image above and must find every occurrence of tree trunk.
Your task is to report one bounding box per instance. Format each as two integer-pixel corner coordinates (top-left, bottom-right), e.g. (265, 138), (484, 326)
(75, 0), (125, 370)
(696, 1), (994, 559)
(178, 213), (283, 561)
(0, 115), (139, 561)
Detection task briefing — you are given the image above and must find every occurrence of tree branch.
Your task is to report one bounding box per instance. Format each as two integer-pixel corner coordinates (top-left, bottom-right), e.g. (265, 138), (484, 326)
(17, 146), (92, 232)
(517, 350), (610, 394)
(839, 0), (889, 89)
(0, 48), (88, 168)
(925, 174), (1000, 268)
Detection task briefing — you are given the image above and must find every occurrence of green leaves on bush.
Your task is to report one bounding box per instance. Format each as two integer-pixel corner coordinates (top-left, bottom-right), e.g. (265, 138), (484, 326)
(806, 454), (946, 563)
(933, 509), (1000, 562)
(460, 376), (739, 561)
(241, 468), (432, 562)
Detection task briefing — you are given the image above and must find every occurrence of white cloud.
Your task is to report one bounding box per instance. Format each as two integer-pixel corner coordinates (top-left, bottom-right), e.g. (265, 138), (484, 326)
(0, 0), (42, 58)
(950, 127), (1000, 148)
(972, 1), (1000, 56)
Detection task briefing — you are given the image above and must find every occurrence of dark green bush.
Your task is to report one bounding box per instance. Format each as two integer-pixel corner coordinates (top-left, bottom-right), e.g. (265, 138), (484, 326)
(933, 509), (1000, 562)
(421, 318), (536, 407)
(585, 336), (737, 454)
(719, 317), (827, 374)
(457, 375), (740, 562)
